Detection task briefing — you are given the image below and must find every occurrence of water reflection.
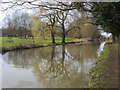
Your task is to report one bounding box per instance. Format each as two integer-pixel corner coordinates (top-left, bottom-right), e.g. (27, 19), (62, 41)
(2, 43), (101, 88)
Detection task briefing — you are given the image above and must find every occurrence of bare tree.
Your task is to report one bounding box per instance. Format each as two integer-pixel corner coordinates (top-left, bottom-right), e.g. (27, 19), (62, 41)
(40, 8), (58, 43)
(37, 2), (77, 43)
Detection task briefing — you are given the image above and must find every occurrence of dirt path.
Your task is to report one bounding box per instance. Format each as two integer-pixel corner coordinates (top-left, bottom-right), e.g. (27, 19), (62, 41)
(104, 44), (119, 88)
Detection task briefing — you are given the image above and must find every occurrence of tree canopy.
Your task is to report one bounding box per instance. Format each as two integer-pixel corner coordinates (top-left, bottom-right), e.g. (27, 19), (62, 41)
(74, 2), (120, 39)
(91, 2), (120, 37)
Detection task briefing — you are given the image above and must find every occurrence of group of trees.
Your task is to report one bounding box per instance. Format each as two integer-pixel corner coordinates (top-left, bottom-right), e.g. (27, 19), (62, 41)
(3, 1), (118, 43)
(74, 2), (120, 42)
(81, 23), (100, 40)
(2, 11), (33, 38)
(91, 2), (120, 42)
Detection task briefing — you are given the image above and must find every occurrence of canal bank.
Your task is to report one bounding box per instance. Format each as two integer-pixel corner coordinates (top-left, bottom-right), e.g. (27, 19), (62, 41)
(1, 37), (82, 53)
(1, 41), (84, 53)
(1, 37), (100, 54)
(1, 39), (95, 54)
(89, 42), (119, 88)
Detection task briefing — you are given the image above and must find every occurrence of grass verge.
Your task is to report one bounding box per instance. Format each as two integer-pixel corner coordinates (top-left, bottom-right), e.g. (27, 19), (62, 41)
(1, 37), (78, 48)
(88, 44), (109, 88)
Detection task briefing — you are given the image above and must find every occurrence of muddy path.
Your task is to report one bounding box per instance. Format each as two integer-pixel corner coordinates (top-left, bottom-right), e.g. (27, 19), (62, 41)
(104, 44), (119, 88)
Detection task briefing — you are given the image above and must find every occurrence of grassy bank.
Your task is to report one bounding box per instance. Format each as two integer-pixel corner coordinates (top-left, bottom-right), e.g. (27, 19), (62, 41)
(1, 37), (77, 48)
(89, 44), (109, 88)
(89, 41), (119, 88)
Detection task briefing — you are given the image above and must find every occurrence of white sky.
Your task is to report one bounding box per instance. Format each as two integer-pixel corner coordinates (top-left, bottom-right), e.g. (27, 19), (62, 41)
(100, 30), (111, 37)
(0, 12), (6, 28)
(0, 4), (38, 28)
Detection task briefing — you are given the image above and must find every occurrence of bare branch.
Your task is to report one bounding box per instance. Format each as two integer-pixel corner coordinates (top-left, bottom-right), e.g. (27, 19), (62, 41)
(0, 1), (77, 11)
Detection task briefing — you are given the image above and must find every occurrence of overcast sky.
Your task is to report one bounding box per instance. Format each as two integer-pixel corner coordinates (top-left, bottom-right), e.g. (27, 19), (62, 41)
(0, 12), (5, 28)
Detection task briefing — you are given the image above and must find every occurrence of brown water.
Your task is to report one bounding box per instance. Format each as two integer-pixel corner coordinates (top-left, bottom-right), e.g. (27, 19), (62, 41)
(1, 42), (105, 88)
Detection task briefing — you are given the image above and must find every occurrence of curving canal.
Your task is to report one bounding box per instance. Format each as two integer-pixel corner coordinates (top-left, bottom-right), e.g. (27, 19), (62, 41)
(1, 42), (105, 88)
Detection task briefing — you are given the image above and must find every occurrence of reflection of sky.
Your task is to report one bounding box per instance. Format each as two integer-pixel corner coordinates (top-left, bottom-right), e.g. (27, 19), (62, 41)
(1, 53), (40, 88)
(97, 42), (106, 57)
(0, 54), (2, 89)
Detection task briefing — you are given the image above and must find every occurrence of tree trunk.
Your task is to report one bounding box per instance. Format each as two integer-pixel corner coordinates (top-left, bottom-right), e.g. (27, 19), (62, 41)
(62, 45), (65, 61)
(62, 24), (66, 43)
(51, 32), (55, 43)
(61, 45), (65, 70)
(62, 32), (65, 43)
(112, 35), (116, 43)
(51, 46), (55, 60)
(32, 36), (35, 44)
(116, 36), (120, 43)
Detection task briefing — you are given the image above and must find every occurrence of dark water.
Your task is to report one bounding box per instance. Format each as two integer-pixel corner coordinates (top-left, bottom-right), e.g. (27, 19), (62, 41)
(1, 42), (105, 88)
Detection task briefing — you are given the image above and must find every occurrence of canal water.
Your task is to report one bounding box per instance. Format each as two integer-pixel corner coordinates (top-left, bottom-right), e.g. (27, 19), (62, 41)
(1, 42), (105, 88)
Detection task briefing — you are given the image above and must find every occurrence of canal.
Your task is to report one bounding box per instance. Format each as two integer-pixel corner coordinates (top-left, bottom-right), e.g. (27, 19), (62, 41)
(1, 42), (105, 88)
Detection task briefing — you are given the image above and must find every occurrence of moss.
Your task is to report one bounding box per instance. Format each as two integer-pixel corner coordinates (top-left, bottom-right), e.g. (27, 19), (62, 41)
(88, 44), (109, 88)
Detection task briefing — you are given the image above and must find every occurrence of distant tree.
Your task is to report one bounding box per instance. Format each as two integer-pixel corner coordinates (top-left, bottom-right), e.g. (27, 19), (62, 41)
(81, 23), (100, 40)
(66, 17), (84, 38)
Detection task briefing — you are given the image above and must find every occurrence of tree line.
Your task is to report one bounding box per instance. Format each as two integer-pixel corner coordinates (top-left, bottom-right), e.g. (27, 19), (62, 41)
(2, 11), (33, 38)
(2, 1), (115, 43)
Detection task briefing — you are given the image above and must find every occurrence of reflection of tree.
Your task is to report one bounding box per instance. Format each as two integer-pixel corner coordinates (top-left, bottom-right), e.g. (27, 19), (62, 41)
(66, 43), (100, 60)
(32, 45), (69, 80)
(63, 43), (100, 76)
(65, 44), (82, 61)
(3, 43), (100, 88)
(80, 43), (100, 59)
(32, 45), (89, 88)
(3, 46), (53, 68)
(3, 49), (37, 68)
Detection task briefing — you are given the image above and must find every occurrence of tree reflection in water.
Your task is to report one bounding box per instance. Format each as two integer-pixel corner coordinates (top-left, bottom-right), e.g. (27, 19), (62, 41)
(3, 43), (100, 88)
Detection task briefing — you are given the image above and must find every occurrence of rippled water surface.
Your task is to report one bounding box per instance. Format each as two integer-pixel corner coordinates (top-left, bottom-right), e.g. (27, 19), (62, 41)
(1, 42), (105, 88)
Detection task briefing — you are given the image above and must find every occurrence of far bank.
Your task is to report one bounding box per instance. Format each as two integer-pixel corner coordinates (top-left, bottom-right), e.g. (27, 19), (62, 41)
(1, 36), (98, 53)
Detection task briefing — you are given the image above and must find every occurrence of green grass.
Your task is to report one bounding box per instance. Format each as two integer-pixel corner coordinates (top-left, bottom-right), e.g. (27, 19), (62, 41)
(1, 37), (34, 48)
(89, 44), (109, 88)
(0, 37), (77, 48)
(105, 40), (113, 43)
